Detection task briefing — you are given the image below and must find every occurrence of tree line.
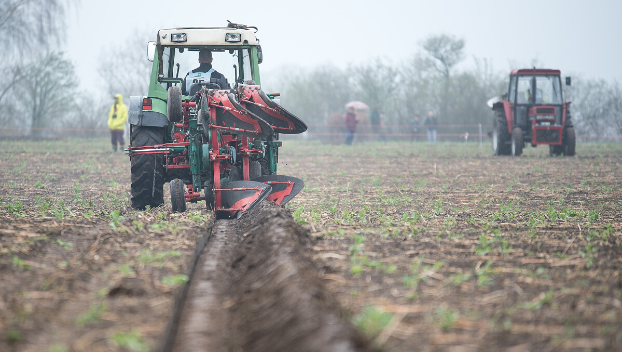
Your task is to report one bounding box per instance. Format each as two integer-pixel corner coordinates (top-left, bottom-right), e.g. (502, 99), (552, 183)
(0, 0), (149, 137)
(0, 7), (618, 141)
(273, 35), (621, 141)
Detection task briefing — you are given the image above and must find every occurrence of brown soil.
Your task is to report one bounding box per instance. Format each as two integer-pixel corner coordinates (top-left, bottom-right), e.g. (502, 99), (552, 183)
(0, 139), (209, 351)
(1, 138), (621, 352)
(172, 203), (371, 352)
(281, 142), (622, 351)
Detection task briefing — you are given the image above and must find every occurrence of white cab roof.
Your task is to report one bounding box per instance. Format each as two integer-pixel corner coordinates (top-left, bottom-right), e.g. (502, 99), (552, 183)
(157, 27), (258, 46)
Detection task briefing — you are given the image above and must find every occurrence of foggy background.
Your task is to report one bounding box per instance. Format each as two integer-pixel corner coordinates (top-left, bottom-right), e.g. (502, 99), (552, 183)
(1, 0), (621, 140)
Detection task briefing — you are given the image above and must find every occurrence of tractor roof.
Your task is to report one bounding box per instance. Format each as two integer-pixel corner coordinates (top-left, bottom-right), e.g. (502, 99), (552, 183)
(511, 69), (561, 76)
(157, 27), (259, 46)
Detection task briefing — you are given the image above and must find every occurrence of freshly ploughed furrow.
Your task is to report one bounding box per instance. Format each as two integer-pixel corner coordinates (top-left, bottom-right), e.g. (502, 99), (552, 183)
(166, 203), (371, 352)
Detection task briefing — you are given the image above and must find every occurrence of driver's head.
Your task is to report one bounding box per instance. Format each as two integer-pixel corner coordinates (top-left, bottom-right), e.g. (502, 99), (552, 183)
(198, 49), (213, 64)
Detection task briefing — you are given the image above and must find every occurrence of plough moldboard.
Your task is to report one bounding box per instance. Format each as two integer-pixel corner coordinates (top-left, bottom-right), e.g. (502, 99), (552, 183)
(127, 84), (307, 219)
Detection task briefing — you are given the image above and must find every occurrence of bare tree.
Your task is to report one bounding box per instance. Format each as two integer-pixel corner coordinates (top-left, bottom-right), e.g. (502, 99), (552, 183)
(0, 0), (78, 132)
(281, 65), (353, 125)
(420, 34), (465, 79)
(420, 34), (466, 123)
(0, 0), (76, 58)
(97, 30), (153, 100)
(351, 58), (400, 121)
(11, 52), (78, 135)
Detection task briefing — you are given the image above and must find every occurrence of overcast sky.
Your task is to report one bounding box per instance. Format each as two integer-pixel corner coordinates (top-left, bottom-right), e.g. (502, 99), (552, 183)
(66, 0), (621, 95)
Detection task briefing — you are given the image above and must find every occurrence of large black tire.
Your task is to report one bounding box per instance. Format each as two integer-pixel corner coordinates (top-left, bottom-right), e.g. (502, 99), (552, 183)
(492, 111), (511, 156)
(198, 109), (209, 138)
(564, 127), (576, 156)
(170, 179), (187, 213)
(130, 126), (165, 210)
(549, 145), (563, 156)
(511, 127), (524, 156)
(167, 86), (183, 123)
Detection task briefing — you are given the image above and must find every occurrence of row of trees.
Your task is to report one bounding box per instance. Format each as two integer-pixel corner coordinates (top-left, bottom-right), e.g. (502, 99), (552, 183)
(0, 0), (83, 135)
(0, 8), (618, 141)
(0, 0), (149, 137)
(272, 35), (621, 141)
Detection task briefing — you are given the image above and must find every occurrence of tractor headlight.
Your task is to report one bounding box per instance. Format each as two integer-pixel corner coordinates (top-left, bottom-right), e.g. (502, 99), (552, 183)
(171, 33), (187, 42)
(225, 33), (241, 42)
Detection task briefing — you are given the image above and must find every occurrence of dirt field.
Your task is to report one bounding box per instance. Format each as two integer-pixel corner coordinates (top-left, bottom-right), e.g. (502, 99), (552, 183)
(282, 141), (622, 351)
(1, 138), (621, 351)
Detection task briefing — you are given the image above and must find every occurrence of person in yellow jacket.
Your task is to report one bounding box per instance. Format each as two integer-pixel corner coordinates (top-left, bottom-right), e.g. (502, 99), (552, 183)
(107, 94), (128, 152)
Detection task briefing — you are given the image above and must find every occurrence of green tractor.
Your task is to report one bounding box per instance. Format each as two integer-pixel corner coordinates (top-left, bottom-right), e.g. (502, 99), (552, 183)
(127, 22), (306, 218)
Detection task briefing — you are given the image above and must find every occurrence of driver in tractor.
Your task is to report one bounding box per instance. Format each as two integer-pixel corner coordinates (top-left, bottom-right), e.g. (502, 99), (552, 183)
(182, 49), (229, 95)
(519, 88), (547, 104)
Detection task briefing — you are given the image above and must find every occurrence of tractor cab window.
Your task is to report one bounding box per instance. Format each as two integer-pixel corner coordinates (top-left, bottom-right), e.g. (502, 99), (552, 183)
(535, 76), (562, 104)
(516, 76), (532, 104)
(159, 46), (253, 93)
(514, 75), (562, 105)
(508, 76), (517, 103)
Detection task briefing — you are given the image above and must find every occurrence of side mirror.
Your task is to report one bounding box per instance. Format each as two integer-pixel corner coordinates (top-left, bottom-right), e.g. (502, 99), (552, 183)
(257, 45), (263, 64)
(147, 42), (156, 62)
(565, 77), (571, 86)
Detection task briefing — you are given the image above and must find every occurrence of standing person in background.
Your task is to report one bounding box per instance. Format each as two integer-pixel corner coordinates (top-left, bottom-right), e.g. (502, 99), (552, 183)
(344, 106), (358, 145)
(424, 111), (438, 143)
(107, 94), (128, 152)
(410, 115), (421, 142)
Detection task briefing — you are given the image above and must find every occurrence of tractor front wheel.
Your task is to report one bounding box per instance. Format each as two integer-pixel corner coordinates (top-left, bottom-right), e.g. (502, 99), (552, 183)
(492, 115), (510, 156)
(170, 179), (187, 213)
(511, 127), (524, 156)
(130, 126), (165, 210)
(167, 86), (183, 123)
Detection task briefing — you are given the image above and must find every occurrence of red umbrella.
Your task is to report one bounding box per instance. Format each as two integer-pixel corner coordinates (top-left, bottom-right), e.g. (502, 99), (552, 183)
(345, 101), (369, 110)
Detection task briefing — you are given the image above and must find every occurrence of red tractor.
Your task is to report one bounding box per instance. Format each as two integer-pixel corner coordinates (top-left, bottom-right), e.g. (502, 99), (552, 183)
(489, 68), (575, 156)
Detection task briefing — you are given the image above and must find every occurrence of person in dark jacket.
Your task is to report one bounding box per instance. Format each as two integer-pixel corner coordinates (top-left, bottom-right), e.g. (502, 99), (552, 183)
(344, 106), (358, 145)
(424, 111), (438, 143)
(183, 50), (229, 94)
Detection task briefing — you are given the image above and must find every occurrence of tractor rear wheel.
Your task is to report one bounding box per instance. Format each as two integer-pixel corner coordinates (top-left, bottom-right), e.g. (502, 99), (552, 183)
(511, 127), (524, 156)
(130, 126), (165, 210)
(167, 86), (183, 122)
(170, 179), (187, 213)
(564, 127), (576, 156)
(492, 112), (510, 156)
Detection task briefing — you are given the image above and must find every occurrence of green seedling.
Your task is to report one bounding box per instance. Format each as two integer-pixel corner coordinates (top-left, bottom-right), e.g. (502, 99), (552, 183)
(579, 243), (598, 269)
(56, 239), (73, 251)
(162, 274), (189, 286)
(76, 302), (108, 327)
(111, 331), (149, 351)
(434, 307), (459, 331)
(352, 306), (393, 338)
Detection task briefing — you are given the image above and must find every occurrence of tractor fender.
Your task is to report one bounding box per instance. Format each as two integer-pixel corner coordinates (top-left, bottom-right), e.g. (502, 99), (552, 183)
(491, 101), (513, 133)
(129, 95), (168, 127)
(501, 101), (513, 134)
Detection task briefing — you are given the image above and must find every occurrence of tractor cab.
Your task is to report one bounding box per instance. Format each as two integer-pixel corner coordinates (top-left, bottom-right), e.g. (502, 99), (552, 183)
(489, 68), (575, 157)
(509, 70), (564, 137)
(146, 26), (263, 103)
